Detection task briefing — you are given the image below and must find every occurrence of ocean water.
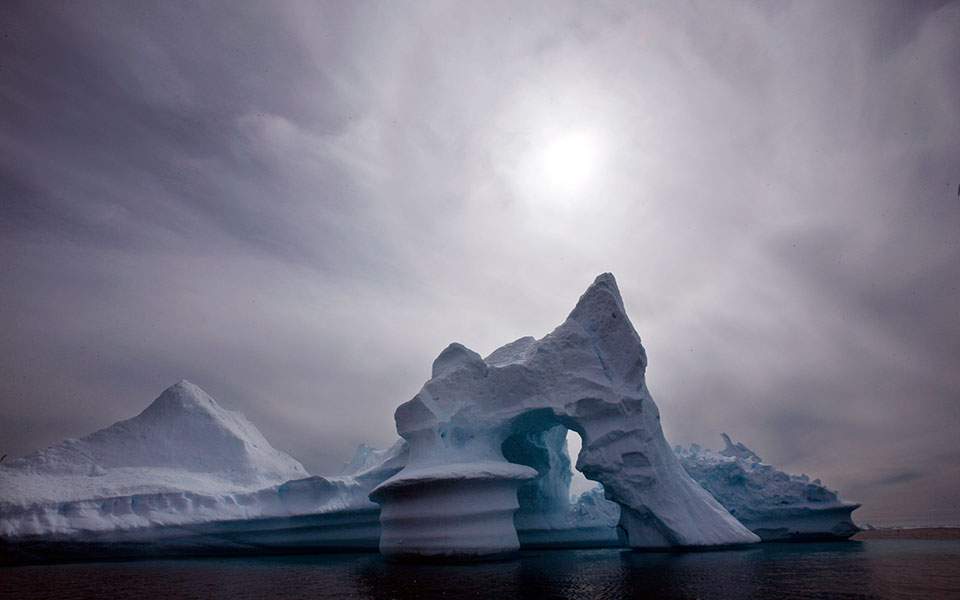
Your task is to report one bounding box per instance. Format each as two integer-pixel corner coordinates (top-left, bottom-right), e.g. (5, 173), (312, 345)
(2, 541), (959, 600)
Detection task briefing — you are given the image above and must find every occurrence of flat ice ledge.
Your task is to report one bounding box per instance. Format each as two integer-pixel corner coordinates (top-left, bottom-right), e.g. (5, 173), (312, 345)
(370, 461), (537, 499)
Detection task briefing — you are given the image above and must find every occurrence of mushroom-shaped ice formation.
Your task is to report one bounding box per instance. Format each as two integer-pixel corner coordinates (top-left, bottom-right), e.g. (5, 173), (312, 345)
(370, 274), (759, 559)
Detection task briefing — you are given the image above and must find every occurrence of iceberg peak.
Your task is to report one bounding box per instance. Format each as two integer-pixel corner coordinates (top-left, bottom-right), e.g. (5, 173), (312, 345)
(140, 380), (219, 416)
(431, 343), (486, 379)
(4, 380), (306, 484)
(566, 272), (627, 329)
(719, 433), (762, 463)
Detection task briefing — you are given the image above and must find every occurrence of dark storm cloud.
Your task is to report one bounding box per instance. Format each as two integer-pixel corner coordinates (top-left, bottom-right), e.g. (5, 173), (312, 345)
(1, 0), (958, 526)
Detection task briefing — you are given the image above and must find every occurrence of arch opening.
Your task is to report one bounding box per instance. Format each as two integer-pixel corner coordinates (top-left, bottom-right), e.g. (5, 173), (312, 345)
(500, 419), (621, 548)
(565, 430), (601, 500)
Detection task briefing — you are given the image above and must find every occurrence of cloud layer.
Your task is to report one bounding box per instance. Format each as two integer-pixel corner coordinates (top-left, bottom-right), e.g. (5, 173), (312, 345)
(1, 1), (958, 526)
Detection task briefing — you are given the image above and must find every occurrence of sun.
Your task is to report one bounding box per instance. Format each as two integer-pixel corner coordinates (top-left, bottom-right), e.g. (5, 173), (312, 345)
(496, 122), (608, 208)
(538, 130), (601, 194)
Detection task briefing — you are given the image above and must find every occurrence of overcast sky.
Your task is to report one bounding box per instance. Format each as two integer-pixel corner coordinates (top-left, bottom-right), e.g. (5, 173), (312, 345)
(1, 1), (958, 526)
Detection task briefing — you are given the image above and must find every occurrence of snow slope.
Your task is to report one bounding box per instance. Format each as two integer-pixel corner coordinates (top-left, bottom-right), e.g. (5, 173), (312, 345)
(0, 381), (409, 543)
(1, 380), (306, 505)
(1, 381), (317, 538)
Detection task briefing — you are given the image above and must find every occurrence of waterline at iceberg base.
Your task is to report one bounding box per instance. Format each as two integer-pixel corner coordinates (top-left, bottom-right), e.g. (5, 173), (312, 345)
(1, 274), (858, 564)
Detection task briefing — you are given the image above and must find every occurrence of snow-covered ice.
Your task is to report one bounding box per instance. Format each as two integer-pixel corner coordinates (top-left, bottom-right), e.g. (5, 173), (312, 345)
(546, 433), (862, 543)
(371, 273), (759, 558)
(507, 429), (862, 543)
(0, 381), (402, 540)
(2, 380), (305, 503)
(675, 434), (860, 540)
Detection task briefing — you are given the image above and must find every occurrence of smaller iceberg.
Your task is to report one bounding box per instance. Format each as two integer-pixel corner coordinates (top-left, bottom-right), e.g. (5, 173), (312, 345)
(512, 431), (862, 545)
(0, 381), (406, 559)
(674, 434), (860, 541)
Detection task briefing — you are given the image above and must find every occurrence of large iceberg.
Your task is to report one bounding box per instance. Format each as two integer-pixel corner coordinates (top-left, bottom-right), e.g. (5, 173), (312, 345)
(2, 274), (859, 563)
(370, 273), (759, 559)
(675, 434), (860, 540)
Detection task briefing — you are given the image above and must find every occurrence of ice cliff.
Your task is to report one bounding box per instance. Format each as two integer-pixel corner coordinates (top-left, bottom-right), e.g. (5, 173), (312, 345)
(370, 273), (759, 559)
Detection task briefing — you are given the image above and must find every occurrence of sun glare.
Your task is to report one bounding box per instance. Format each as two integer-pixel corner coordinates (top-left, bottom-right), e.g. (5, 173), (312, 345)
(538, 130), (601, 194)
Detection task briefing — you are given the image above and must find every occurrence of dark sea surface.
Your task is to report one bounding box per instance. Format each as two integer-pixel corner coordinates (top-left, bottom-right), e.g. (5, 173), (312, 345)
(2, 540), (959, 600)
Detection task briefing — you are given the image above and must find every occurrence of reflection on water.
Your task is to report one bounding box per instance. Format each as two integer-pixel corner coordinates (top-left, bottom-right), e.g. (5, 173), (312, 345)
(2, 541), (959, 600)
(354, 544), (865, 600)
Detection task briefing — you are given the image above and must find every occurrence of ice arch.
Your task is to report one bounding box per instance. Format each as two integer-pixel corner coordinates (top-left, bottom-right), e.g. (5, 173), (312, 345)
(370, 274), (759, 559)
(501, 424), (573, 517)
(502, 422), (622, 548)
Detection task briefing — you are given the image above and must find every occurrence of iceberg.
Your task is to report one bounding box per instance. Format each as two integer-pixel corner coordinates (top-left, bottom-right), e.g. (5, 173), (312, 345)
(370, 273), (759, 559)
(535, 432), (862, 544)
(1, 274), (858, 563)
(675, 434), (861, 540)
(0, 381), (404, 554)
(504, 428), (861, 545)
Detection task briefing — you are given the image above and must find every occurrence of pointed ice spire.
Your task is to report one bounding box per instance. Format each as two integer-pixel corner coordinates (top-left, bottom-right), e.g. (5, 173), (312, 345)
(565, 273), (647, 387)
(719, 433), (763, 463)
(566, 272), (627, 331)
